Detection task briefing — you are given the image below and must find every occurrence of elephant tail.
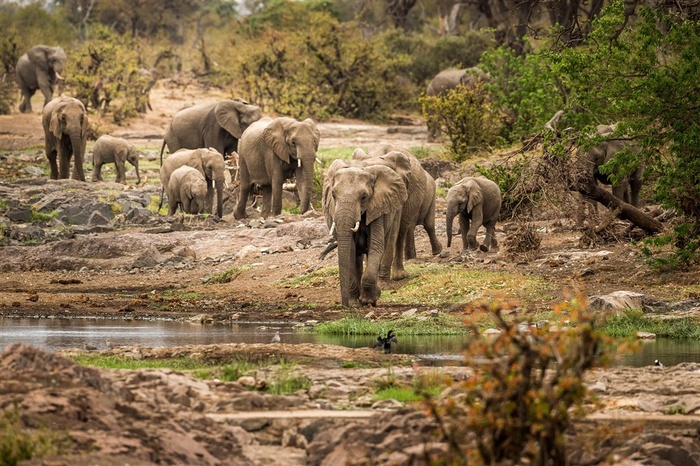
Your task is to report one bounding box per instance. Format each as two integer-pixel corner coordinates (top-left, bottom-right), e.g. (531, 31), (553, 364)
(159, 139), (167, 167)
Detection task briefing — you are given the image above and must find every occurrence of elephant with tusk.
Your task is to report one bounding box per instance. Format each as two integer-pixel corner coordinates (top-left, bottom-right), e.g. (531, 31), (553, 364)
(16, 45), (67, 113)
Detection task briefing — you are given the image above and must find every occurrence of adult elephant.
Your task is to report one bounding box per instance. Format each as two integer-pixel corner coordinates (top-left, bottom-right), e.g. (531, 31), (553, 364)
(322, 160), (408, 307)
(166, 166), (208, 215)
(234, 117), (320, 219)
(352, 144), (441, 280)
(424, 67), (489, 141)
(42, 96), (89, 181)
(579, 124), (643, 207)
(159, 98), (263, 161)
(16, 45), (67, 113)
(160, 148), (226, 218)
(92, 135), (140, 184)
(446, 177), (502, 252)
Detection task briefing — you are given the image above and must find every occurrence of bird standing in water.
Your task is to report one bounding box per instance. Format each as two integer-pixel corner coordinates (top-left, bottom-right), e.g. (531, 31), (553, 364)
(373, 330), (397, 354)
(271, 331), (281, 343)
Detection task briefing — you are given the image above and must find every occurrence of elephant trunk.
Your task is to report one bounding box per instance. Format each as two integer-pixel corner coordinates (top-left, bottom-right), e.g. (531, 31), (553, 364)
(70, 133), (86, 181)
(446, 204), (458, 248)
(334, 206), (363, 308)
(215, 179), (224, 218)
(133, 160), (141, 184)
(296, 158), (315, 214)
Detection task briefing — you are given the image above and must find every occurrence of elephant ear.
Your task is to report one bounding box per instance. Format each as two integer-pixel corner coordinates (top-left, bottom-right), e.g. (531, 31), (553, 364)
(189, 149), (206, 174)
(264, 119), (290, 164)
(302, 118), (320, 151)
(49, 102), (65, 139)
(322, 159), (348, 229)
(466, 181), (483, 212)
(184, 181), (193, 198)
(379, 151), (412, 178)
(364, 165), (407, 225)
(214, 100), (244, 138)
(27, 46), (48, 71)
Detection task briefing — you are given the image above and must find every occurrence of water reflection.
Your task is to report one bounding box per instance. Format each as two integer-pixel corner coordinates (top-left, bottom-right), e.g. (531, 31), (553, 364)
(2, 318), (700, 368)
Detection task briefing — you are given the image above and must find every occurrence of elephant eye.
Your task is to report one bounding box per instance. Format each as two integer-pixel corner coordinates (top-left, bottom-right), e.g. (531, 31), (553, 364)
(360, 193), (368, 203)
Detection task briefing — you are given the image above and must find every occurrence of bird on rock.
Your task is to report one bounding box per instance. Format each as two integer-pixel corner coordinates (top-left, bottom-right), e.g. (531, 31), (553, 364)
(271, 331), (281, 343)
(654, 359), (664, 367)
(373, 330), (397, 354)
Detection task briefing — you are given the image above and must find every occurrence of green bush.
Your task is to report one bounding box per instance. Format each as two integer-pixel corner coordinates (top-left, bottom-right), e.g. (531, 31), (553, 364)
(0, 405), (70, 466)
(67, 25), (152, 124)
(421, 81), (500, 161)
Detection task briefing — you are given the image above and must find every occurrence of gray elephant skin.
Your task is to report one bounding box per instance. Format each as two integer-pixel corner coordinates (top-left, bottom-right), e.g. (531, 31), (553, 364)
(16, 45), (67, 113)
(92, 135), (140, 184)
(446, 177), (502, 252)
(42, 96), (89, 181)
(160, 99), (263, 161)
(234, 117), (321, 219)
(167, 166), (208, 215)
(579, 124), (643, 207)
(352, 144), (442, 280)
(323, 159), (408, 307)
(425, 67), (489, 141)
(160, 148), (226, 218)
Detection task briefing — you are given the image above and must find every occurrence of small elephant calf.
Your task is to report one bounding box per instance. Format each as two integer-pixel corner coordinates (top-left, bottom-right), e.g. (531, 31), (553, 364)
(167, 166), (208, 215)
(92, 135), (141, 184)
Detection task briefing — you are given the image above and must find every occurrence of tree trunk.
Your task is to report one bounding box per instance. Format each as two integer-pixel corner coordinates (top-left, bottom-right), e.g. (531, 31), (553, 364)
(577, 180), (663, 234)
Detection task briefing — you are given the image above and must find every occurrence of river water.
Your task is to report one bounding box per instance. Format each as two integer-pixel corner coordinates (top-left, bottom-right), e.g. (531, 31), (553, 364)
(1, 317), (698, 367)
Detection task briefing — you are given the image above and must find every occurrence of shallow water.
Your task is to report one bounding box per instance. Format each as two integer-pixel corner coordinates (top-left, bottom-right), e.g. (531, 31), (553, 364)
(1, 317), (699, 367)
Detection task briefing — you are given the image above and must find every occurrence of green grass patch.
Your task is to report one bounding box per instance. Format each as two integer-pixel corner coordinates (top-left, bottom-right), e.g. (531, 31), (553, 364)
(372, 386), (424, 403)
(315, 313), (467, 336)
(69, 354), (214, 371)
(203, 265), (252, 284)
(0, 405), (70, 466)
(193, 359), (261, 381)
(267, 361), (312, 395)
(28, 210), (57, 223)
(602, 309), (700, 339)
(317, 147), (355, 163)
(279, 266), (338, 287)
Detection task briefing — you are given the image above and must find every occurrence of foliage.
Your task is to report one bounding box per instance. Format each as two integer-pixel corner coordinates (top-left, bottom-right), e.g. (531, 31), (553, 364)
(429, 294), (609, 464)
(479, 45), (565, 144)
(202, 265), (252, 284)
(421, 81), (500, 161)
(267, 361), (311, 395)
(314, 313), (468, 336)
(475, 159), (533, 219)
(550, 1), (700, 268)
(67, 25), (153, 123)
(0, 404), (70, 466)
(235, 11), (408, 120)
(603, 309), (700, 340)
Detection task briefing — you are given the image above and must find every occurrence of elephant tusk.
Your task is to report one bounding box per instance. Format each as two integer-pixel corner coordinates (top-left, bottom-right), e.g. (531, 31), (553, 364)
(298, 158), (302, 168)
(55, 71), (65, 81)
(351, 221), (360, 232)
(316, 157), (322, 164)
(329, 221), (335, 236)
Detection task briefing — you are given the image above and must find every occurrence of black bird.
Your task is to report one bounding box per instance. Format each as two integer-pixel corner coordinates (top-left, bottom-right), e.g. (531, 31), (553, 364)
(373, 330), (398, 354)
(655, 359), (664, 367)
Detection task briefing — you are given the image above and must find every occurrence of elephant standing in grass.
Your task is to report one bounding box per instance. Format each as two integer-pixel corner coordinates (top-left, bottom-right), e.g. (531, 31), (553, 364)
(446, 177), (502, 252)
(323, 159), (407, 307)
(16, 45), (67, 113)
(352, 144), (441, 280)
(235, 117), (320, 219)
(92, 135), (140, 184)
(42, 96), (89, 181)
(167, 166), (208, 215)
(159, 148), (226, 217)
(159, 99), (263, 161)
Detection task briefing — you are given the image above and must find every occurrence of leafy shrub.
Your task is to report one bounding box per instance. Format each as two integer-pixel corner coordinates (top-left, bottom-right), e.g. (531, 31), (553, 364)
(429, 294), (609, 464)
(421, 82), (500, 161)
(67, 25), (152, 123)
(0, 404), (70, 465)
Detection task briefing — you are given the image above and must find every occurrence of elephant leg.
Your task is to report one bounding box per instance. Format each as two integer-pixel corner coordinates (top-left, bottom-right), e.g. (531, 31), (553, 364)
(481, 221), (497, 252)
(58, 147), (71, 179)
(629, 170), (643, 207)
(612, 182), (629, 204)
(20, 89), (34, 113)
(235, 182), (253, 219)
(167, 193), (178, 216)
(271, 173), (285, 216)
(92, 161), (102, 182)
(466, 208), (483, 250)
(115, 161), (126, 184)
(424, 203), (442, 255)
(348, 253), (363, 308)
(182, 196), (192, 214)
(204, 183), (215, 215)
(459, 212), (474, 251)
(360, 221), (386, 306)
(260, 185), (273, 218)
(405, 228), (417, 260)
(390, 224), (408, 281)
(47, 149), (59, 180)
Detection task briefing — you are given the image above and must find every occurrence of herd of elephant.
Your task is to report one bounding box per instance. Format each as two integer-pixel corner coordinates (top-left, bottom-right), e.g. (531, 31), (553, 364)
(21, 44), (642, 307)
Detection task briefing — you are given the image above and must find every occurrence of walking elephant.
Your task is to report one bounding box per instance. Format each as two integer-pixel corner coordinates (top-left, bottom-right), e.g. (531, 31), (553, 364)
(166, 166), (208, 215)
(92, 135), (140, 184)
(16, 45), (67, 113)
(352, 144), (441, 280)
(234, 117), (320, 219)
(424, 67), (489, 141)
(322, 159), (408, 307)
(579, 124), (643, 207)
(446, 177), (502, 252)
(159, 98), (262, 162)
(42, 96), (89, 181)
(159, 148), (226, 218)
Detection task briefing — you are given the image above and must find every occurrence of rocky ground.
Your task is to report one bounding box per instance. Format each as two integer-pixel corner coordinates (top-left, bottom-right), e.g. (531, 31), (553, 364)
(1, 82), (700, 465)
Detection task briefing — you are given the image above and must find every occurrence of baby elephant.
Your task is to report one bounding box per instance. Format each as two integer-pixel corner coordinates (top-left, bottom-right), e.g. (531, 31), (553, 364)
(167, 166), (208, 215)
(446, 177), (502, 252)
(92, 135), (140, 184)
